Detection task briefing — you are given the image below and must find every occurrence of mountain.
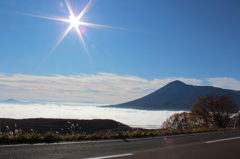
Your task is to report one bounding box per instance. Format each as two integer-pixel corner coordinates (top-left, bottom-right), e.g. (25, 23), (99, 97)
(106, 80), (240, 111)
(0, 99), (38, 105)
(1, 99), (23, 104)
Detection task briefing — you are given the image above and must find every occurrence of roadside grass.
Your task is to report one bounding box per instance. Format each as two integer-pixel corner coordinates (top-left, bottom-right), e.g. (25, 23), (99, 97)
(0, 127), (235, 145)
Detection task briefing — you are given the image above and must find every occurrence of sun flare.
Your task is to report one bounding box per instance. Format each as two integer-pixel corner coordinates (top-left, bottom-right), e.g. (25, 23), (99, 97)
(22, 0), (120, 61)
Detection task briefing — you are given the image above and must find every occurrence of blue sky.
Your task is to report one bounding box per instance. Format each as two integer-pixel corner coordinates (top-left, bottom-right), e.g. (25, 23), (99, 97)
(0, 0), (240, 103)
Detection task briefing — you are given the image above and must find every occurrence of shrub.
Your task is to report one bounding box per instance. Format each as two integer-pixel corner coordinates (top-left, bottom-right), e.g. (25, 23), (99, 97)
(43, 132), (60, 143)
(131, 130), (142, 138)
(28, 132), (43, 144)
(0, 135), (10, 144)
(15, 133), (27, 144)
(84, 134), (101, 140)
(147, 131), (158, 137)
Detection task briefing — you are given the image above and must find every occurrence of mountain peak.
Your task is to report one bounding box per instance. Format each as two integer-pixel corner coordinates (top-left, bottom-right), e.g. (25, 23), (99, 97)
(6, 98), (17, 102)
(163, 80), (187, 89)
(169, 80), (186, 85)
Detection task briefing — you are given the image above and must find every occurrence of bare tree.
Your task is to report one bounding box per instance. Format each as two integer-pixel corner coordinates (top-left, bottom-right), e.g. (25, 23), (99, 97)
(161, 112), (190, 130)
(191, 94), (238, 128)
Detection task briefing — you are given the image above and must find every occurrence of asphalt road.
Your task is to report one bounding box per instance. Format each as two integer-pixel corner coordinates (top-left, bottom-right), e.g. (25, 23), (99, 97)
(1, 130), (240, 159)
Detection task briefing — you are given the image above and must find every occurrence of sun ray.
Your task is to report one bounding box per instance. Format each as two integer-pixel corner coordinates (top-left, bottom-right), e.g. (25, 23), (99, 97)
(39, 25), (73, 67)
(75, 27), (93, 64)
(80, 22), (122, 29)
(77, 0), (93, 20)
(19, 13), (68, 22)
(65, 0), (75, 18)
(49, 25), (73, 57)
(63, 0), (93, 61)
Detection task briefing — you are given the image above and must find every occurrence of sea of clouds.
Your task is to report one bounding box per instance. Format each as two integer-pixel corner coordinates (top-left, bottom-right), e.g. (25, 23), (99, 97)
(0, 103), (182, 129)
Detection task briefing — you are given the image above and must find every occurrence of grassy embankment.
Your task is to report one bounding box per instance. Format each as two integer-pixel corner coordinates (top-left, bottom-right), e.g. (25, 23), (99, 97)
(0, 127), (234, 145)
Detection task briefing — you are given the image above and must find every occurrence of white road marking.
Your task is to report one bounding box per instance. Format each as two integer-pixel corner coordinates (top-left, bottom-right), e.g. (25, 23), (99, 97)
(84, 153), (134, 159)
(206, 136), (240, 144)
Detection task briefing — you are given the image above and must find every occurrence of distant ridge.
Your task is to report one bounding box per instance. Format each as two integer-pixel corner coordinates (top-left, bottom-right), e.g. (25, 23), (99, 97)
(106, 80), (240, 111)
(1, 99), (22, 104)
(0, 99), (37, 105)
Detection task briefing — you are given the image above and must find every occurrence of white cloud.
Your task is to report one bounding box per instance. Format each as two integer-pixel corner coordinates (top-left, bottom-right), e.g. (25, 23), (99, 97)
(0, 72), (239, 103)
(206, 77), (240, 90)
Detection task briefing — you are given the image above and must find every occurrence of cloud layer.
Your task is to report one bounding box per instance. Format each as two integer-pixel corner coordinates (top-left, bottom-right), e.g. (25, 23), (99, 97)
(0, 73), (239, 103)
(0, 103), (181, 129)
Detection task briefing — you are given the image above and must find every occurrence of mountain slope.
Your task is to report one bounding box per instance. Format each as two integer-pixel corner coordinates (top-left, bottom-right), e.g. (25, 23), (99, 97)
(107, 80), (240, 111)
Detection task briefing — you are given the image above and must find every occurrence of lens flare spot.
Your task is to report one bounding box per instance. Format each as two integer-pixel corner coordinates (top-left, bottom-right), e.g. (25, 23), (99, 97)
(80, 27), (86, 34)
(163, 137), (174, 147)
(59, 3), (64, 7)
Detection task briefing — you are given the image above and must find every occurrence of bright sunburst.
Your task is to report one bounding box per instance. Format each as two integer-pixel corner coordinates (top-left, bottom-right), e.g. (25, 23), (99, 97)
(68, 15), (81, 28)
(23, 0), (119, 60)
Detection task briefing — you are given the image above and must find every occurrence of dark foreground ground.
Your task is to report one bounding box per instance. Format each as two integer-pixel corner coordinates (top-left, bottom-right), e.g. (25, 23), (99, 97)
(0, 118), (131, 134)
(1, 130), (240, 159)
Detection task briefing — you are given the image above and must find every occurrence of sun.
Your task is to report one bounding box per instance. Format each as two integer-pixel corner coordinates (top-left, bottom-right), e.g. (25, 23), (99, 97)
(68, 15), (81, 29)
(22, 0), (119, 60)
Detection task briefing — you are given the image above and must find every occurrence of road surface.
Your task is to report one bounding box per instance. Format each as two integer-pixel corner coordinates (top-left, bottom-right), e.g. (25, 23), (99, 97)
(1, 130), (240, 159)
